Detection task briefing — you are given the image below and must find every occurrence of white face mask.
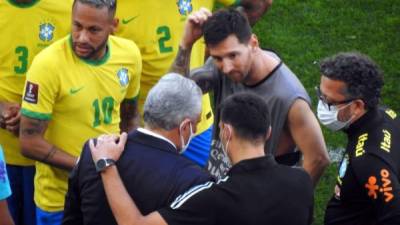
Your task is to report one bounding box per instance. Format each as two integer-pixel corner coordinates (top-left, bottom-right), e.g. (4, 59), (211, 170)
(179, 122), (194, 154)
(317, 100), (353, 131)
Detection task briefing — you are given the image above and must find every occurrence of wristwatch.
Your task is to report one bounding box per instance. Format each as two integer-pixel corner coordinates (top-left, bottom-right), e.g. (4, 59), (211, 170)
(95, 158), (116, 173)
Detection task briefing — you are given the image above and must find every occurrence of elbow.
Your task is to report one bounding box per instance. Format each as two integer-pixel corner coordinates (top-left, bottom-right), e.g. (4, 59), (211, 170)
(19, 137), (36, 159)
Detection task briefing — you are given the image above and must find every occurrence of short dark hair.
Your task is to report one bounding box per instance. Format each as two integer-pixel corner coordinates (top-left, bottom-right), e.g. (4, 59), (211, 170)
(320, 52), (384, 109)
(73, 0), (117, 17)
(203, 8), (252, 46)
(220, 92), (270, 143)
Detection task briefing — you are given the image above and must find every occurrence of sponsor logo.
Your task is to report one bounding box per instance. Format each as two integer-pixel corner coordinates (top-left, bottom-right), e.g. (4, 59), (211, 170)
(380, 129), (391, 153)
(177, 0), (192, 16)
(355, 133), (368, 157)
(24, 81), (39, 104)
(122, 15), (139, 24)
(385, 109), (397, 119)
(117, 68), (129, 87)
(365, 169), (394, 203)
(39, 23), (55, 42)
(70, 86), (84, 95)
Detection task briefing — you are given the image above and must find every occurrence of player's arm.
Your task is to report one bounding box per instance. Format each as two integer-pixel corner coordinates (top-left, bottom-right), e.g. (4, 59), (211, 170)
(19, 116), (77, 171)
(353, 154), (400, 225)
(90, 134), (167, 225)
(287, 98), (330, 185)
(0, 200), (14, 225)
(170, 8), (215, 93)
(238, 0), (273, 26)
(120, 100), (139, 132)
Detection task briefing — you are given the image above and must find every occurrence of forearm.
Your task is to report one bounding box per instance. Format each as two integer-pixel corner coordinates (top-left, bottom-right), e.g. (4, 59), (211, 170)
(101, 166), (144, 225)
(19, 116), (76, 171)
(20, 137), (76, 171)
(120, 101), (139, 132)
(169, 45), (192, 77)
(0, 200), (14, 225)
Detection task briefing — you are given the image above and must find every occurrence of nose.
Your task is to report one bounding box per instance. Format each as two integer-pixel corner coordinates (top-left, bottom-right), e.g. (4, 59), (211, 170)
(221, 59), (233, 74)
(76, 29), (89, 43)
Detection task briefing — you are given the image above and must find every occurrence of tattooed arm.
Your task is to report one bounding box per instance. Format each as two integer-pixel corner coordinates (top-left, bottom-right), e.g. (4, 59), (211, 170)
(239, 0), (273, 26)
(19, 115), (77, 171)
(170, 8), (216, 93)
(120, 100), (139, 133)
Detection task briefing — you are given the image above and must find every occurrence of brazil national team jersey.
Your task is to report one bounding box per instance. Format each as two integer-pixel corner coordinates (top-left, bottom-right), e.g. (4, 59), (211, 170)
(0, 0), (72, 166)
(21, 35), (142, 212)
(115, 0), (239, 134)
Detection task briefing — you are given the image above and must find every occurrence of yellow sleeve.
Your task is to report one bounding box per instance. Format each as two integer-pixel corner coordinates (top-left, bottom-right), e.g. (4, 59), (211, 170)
(125, 44), (142, 102)
(217, 0), (240, 6)
(21, 53), (58, 120)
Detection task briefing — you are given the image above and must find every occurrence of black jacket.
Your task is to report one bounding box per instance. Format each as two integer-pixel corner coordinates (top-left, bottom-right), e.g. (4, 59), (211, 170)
(62, 129), (212, 225)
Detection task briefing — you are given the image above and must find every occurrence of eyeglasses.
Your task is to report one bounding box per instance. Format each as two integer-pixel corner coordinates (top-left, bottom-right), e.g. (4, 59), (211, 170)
(315, 86), (355, 110)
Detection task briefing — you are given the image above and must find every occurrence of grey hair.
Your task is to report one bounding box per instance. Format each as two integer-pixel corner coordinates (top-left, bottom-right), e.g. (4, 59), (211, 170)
(73, 0), (117, 16)
(144, 73), (202, 130)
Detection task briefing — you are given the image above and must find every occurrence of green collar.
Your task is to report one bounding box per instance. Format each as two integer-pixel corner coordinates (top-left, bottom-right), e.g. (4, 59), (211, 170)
(7, 0), (40, 8)
(68, 35), (110, 66)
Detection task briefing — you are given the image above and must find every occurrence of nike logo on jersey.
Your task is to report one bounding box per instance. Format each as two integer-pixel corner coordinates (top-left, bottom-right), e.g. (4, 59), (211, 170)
(122, 16), (139, 24)
(70, 86), (84, 95)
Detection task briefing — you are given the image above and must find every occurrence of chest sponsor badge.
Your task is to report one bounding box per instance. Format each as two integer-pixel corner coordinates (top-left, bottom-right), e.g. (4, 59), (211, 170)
(24, 81), (39, 104)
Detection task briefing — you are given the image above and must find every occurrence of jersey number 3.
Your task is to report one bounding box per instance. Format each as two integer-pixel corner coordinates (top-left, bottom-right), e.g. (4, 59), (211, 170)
(15, 46), (29, 74)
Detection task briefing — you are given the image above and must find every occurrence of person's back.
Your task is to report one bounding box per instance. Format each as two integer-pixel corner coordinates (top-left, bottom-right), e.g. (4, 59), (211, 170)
(63, 130), (212, 225)
(215, 157), (313, 225)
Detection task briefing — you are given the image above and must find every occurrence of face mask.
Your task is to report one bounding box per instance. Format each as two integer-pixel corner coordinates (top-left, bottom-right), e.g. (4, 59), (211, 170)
(317, 100), (353, 131)
(179, 122), (194, 154)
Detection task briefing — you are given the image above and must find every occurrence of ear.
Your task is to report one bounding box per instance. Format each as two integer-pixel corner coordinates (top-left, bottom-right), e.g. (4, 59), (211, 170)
(265, 126), (272, 140)
(224, 124), (233, 141)
(249, 34), (259, 49)
(352, 99), (366, 116)
(111, 18), (119, 34)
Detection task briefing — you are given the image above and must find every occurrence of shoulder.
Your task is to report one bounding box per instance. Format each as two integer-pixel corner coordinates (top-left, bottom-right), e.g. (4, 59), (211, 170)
(109, 35), (140, 55)
(32, 36), (70, 66)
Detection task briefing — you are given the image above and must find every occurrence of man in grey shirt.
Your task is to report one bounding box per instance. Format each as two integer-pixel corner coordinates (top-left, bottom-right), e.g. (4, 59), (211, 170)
(171, 8), (329, 184)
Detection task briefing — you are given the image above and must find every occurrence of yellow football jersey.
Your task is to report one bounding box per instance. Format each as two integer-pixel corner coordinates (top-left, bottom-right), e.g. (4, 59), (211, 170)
(0, 0), (73, 166)
(21, 35), (142, 212)
(115, 0), (239, 134)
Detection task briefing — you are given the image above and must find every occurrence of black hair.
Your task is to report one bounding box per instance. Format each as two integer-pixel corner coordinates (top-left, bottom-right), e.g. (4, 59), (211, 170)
(73, 0), (117, 17)
(203, 8), (252, 46)
(220, 92), (270, 143)
(320, 52), (384, 109)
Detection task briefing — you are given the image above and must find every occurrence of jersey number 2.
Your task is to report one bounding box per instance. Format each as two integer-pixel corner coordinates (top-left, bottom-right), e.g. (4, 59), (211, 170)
(15, 46), (29, 74)
(157, 26), (173, 53)
(92, 97), (115, 127)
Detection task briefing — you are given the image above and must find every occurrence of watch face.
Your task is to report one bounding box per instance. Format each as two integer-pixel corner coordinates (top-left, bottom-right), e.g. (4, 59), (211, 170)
(96, 159), (106, 170)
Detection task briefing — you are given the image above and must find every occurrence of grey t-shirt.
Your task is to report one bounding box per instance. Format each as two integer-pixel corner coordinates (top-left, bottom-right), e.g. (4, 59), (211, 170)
(195, 50), (311, 179)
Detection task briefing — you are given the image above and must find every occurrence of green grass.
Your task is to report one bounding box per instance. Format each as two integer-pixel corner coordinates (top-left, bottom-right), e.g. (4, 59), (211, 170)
(251, 1), (400, 224)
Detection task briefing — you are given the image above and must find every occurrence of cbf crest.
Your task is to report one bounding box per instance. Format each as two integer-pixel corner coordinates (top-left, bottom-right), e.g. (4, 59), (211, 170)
(39, 23), (55, 42)
(177, 0), (193, 16)
(117, 68), (129, 87)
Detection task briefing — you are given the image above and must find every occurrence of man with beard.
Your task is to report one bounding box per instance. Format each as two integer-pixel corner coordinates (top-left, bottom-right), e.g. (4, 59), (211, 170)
(19, 0), (141, 224)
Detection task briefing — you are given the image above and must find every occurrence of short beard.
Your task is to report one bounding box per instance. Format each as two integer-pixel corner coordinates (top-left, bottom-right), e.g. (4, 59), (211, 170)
(74, 38), (108, 60)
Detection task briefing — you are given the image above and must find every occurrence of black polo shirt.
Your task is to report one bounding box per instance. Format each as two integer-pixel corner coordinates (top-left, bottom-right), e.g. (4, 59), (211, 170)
(325, 107), (400, 225)
(158, 155), (314, 225)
